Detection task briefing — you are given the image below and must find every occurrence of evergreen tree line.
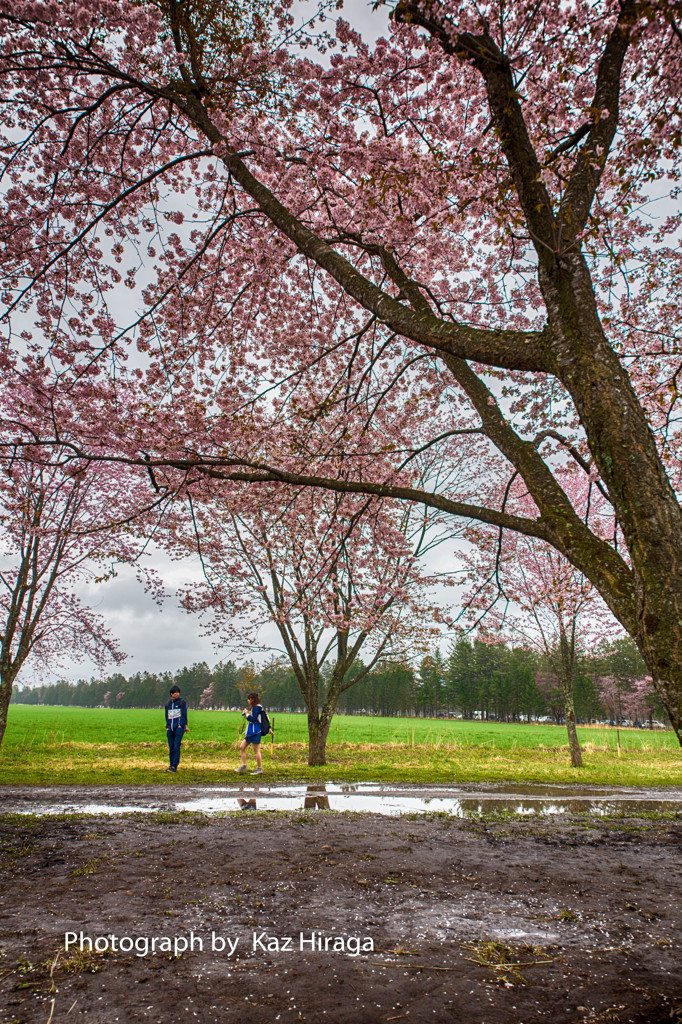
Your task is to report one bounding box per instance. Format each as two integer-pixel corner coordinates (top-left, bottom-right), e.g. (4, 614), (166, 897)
(11, 637), (669, 726)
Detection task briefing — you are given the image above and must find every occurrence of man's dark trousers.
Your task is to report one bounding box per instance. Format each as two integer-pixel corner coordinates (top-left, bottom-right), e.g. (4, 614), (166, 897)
(167, 727), (184, 770)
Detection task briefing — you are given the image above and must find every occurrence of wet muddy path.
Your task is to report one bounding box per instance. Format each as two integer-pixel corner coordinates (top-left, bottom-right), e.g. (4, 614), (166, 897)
(0, 803), (680, 1023)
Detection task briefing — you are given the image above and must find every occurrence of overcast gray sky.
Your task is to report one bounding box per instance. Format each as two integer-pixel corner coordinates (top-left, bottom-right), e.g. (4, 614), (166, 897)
(57, 530), (460, 684)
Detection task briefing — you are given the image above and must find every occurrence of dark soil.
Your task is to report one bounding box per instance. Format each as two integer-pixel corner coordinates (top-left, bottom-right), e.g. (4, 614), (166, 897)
(0, 806), (680, 1024)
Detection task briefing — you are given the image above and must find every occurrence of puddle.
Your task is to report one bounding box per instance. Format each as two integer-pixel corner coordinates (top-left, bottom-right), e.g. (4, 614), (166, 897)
(3, 782), (682, 818)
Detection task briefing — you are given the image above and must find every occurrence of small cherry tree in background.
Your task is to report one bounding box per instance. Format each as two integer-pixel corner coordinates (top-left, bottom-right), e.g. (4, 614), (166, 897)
(199, 684), (214, 709)
(0, 370), (167, 749)
(597, 675), (633, 728)
(462, 478), (620, 766)
(0, 456), (131, 748)
(595, 673), (655, 754)
(621, 677), (660, 729)
(173, 483), (447, 765)
(593, 635), (664, 734)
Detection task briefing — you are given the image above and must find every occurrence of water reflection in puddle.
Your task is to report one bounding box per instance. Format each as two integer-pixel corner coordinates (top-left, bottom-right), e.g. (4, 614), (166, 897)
(7, 782), (682, 818)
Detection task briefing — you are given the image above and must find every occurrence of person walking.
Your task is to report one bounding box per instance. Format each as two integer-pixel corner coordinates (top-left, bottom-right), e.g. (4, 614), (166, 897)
(165, 685), (188, 773)
(236, 692), (264, 775)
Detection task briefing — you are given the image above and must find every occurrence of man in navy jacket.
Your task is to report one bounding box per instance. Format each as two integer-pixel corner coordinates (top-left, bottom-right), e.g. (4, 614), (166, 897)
(164, 686), (188, 773)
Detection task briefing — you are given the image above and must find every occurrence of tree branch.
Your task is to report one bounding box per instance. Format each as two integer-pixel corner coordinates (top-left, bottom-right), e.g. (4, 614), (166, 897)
(560, 0), (637, 237)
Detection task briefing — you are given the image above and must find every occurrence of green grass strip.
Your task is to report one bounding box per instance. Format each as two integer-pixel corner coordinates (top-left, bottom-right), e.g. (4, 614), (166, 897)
(0, 706), (679, 787)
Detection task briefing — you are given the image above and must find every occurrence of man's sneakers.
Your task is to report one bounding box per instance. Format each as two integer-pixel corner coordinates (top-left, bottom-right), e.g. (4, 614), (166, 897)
(165, 766), (176, 773)
(235, 764), (248, 773)
(251, 767), (263, 775)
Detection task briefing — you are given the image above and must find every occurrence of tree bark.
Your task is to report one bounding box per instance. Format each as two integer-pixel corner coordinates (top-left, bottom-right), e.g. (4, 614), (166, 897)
(554, 626), (583, 767)
(0, 669), (17, 751)
(307, 706), (332, 767)
(558, 675), (583, 768)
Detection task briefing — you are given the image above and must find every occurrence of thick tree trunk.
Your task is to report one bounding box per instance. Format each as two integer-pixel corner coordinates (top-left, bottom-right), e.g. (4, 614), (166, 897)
(294, 664), (338, 766)
(0, 669), (17, 751)
(447, 17), (682, 748)
(307, 709), (332, 767)
(540, 256), (682, 748)
(288, 651), (352, 766)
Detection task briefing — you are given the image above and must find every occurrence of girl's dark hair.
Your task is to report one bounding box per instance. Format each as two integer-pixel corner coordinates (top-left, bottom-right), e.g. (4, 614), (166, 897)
(247, 692), (260, 702)
(170, 686), (180, 696)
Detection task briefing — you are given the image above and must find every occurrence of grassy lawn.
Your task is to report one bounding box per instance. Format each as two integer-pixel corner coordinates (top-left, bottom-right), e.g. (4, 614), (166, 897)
(0, 704), (679, 786)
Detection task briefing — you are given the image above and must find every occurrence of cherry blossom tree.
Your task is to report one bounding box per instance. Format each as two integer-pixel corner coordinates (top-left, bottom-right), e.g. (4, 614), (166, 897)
(461, 477), (620, 765)
(597, 662), (663, 727)
(619, 676), (660, 728)
(172, 482), (444, 764)
(592, 636), (663, 726)
(0, 368), (170, 748)
(596, 674), (629, 726)
(1, 0), (682, 742)
(0, 456), (130, 749)
(199, 683), (215, 709)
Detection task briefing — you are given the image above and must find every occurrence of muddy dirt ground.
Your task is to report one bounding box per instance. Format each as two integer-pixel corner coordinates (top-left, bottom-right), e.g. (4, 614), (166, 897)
(0, 803), (680, 1024)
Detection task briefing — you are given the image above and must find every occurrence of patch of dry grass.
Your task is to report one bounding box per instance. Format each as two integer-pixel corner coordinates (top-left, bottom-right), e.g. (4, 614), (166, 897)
(460, 939), (553, 986)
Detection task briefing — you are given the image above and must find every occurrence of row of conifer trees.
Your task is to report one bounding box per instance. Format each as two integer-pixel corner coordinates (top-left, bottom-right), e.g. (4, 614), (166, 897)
(12, 637), (667, 726)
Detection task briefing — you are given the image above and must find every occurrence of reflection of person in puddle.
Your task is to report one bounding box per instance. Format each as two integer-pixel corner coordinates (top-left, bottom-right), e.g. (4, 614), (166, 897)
(237, 798), (258, 810)
(164, 685), (188, 774)
(235, 692), (264, 775)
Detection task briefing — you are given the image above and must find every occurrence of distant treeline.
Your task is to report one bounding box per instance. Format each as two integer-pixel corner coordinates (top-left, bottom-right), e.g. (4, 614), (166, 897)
(12, 637), (668, 726)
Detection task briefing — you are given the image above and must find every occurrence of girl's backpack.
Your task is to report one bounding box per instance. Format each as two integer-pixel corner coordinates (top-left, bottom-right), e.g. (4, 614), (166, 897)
(260, 706), (273, 736)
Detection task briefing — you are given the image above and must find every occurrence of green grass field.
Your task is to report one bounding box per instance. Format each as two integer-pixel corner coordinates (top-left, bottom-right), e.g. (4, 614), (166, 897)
(1, 704), (680, 786)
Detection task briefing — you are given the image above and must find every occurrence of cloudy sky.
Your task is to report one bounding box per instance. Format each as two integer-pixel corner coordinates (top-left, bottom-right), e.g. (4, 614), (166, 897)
(77, 554), (220, 678)
(57, 534), (461, 684)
